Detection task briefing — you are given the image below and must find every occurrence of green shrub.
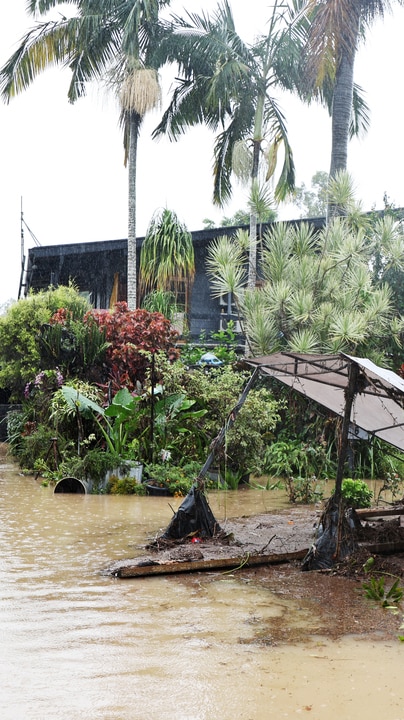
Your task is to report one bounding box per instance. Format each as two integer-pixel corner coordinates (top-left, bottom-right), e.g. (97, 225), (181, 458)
(341, 478), (373, 508)
(0, 285), (92, 401)
(57, 449), (122, 484)
(143, 460), (200, 496)
(106, 476), (147, 495)
(284, 475), (324, 504)
(14, 425), (62, 473)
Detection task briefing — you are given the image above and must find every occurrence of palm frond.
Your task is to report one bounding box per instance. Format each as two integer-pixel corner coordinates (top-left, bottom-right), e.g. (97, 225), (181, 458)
(232, 140), (252, 183)
(139, 208), (194, 297)
(248, 181), (275, 221)
(350, 82), (370, 138)
(327, 170), (357, 213)
(288, 328), (320, 354)
(287, 289), (315, 324)
(329, 310), (367, 346)
(241, 289), (281, 355)
(373, 216), (404, 271)
(261, 223), (293, 283)
(205, 234), (247, 297)
(362, 285), (392, 324)
(263, 279), (293, 314)
(291, 221), (317, 257)
(289, 255), (317, 291)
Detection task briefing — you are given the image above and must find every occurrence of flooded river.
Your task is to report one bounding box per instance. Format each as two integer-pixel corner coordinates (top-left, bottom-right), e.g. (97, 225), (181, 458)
(0, 444), (403, 720)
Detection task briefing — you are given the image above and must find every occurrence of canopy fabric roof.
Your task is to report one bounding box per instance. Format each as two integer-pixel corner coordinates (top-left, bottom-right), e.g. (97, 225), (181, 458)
(246, 352), (404, 453)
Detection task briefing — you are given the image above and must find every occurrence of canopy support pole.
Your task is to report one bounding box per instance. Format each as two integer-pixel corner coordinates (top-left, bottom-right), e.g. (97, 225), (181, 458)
(334, 360), (359, 503)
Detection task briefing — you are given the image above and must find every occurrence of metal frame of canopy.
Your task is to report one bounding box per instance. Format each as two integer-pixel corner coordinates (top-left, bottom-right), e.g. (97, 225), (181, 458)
(162, 352), (404, 551)
(245, 352), (404, 568)
(246, 351), (404, 455)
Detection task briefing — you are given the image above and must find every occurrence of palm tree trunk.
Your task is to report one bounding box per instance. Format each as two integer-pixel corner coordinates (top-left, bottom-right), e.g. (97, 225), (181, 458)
(127, 112), (140, 310)
(328, 11), (360, 218)
(248, 92), (264, 289)
(245, 139), (261, 357)
(329, 51), (356, 179)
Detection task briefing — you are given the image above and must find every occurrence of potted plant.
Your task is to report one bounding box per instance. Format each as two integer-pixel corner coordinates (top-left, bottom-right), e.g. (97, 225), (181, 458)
(144, 455), (200, 497)
(58, 384), (146, 487)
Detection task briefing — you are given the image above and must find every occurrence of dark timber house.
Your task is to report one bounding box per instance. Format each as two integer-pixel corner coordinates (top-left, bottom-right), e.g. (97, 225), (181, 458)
(22, 219), (325, 338)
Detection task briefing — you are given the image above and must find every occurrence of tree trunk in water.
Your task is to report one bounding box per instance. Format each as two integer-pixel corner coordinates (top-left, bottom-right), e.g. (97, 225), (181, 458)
(127, 112), (140, 310)
(334, 361), (359, 503)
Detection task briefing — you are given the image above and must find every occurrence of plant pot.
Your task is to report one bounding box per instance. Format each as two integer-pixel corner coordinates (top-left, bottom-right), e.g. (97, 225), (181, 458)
(145, 481), (172, 497)
(126, 462), (143, 483)
(106, 461), (143, 484)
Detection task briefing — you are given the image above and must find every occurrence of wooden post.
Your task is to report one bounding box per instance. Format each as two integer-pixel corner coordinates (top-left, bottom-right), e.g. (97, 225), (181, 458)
(334, 360), (359, 503)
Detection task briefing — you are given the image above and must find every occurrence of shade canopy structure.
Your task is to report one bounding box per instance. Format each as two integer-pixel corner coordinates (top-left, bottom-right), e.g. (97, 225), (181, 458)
(246, 352), (404, 454)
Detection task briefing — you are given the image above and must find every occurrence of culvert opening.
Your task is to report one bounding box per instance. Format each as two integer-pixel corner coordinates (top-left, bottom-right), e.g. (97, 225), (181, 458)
(54, 477), (86, 494)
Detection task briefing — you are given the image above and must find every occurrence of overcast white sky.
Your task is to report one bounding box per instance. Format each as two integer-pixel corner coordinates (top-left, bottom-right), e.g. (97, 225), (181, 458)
(1, 1), (404, 305)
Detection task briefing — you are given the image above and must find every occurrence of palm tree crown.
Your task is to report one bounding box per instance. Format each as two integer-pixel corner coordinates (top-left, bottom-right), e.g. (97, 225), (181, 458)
(154, 0), (305, 288)
(303, 0), (404, 189)
(155, 0), (305, 207)
(0, 0), (171, 309)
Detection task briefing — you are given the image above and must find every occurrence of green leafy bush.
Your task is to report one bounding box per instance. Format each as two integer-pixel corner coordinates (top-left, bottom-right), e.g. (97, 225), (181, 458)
(341, 478), (373, 508)
(143, 460), (201, 496)
(0, 285), (92, 401)
(106, 475), (147, 495)
(284, 475), (324, 504)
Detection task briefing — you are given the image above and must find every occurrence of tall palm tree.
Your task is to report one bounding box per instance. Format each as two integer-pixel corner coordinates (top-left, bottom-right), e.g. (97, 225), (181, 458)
(154, 0), (305, 289)
(0, 0), (171, 309)
(304, 0), (404, 188)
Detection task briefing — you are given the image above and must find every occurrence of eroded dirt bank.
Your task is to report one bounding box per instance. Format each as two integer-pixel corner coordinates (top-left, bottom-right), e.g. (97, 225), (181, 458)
(110, 503), (404, 641)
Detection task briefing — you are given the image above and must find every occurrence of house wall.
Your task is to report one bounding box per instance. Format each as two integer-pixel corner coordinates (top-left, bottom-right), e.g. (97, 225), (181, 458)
(24, 233), (226, 339)
(23, 217), (329, 339)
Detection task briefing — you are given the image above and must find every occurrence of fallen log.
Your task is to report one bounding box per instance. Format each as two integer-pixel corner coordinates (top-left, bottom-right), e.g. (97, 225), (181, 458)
(109, 548), (308, 579)
(360, 540), (404, 555)
(356, 507), (404, 519)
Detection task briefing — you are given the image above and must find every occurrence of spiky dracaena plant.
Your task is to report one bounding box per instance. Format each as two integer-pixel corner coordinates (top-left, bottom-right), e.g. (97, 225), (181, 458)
(206, 172), (404, 363)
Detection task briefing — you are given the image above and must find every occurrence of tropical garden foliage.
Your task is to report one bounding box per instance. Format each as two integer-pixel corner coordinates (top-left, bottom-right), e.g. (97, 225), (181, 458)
(139, 208), (195, 328)
(0, 284), (94, 401)
(2, 278), (404, 500)
(1, 286), (283, 494)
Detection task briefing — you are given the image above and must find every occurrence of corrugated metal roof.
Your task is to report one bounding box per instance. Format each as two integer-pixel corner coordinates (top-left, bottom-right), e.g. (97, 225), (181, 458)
(246, 352), (404, 452)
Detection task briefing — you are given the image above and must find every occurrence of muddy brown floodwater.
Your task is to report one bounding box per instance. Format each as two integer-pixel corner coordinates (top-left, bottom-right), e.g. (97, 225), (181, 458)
(0, 443), (403, 720)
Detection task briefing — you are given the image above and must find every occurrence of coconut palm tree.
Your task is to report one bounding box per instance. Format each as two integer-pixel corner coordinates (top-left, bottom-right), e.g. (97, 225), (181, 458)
(0, 0), (171, 309)
(154, 0), (306, 289)
(304, 0), (404, 187)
